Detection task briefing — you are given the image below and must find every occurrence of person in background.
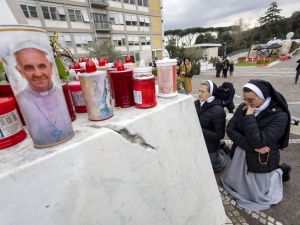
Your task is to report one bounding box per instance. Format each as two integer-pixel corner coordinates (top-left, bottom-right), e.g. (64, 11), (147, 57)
(179, 57), (193, 93)
(215, 58), (223, 78)
(229, 60), (234, 77)
(222, 57), (229, 78)
(221, 79), (291, 211)
(218, 82), (235, 113)
(294, 59), (300, 84)
(194, 80), (228, 172)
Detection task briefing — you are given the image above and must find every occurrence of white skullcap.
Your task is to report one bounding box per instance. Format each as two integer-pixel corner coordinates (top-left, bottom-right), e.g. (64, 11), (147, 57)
(12, 40), (49, 55)
(243, 83), (265, 99)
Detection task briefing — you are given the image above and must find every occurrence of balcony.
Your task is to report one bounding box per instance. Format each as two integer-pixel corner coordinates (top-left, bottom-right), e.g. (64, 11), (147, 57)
(95, 22), (112, 32)
(91, 0), (109, 8)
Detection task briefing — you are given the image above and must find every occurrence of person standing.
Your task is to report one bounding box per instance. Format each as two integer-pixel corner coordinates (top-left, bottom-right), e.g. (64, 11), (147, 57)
(218, 82), (235, 113)
(179, 57), (193, 93)
(229, 60), (234, 77)
(194, 80), (228, 172)
(221, 79), (291, 211)
(215, 59), (223, 78)
(222, 57), (229, 78)
(295, 59), (300, 84)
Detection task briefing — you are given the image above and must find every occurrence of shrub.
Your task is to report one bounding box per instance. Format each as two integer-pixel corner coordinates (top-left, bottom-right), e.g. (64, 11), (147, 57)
(192, 63), (200, 75)
(256, 59), (265, 64)
(271, 55), (279, 61)
(238, 56), (246, 63)
(209, 57), (218, 67)
(264, 58), (271, 64)
(152, 68), (157, 76)
(289, 41), (299, 53)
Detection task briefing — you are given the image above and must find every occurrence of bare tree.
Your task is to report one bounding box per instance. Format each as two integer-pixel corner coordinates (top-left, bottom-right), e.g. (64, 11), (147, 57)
(229, 18), (250, 50)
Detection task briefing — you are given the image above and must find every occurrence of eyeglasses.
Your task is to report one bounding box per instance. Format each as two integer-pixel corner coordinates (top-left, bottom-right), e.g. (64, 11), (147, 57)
(241, 96), (257, 103)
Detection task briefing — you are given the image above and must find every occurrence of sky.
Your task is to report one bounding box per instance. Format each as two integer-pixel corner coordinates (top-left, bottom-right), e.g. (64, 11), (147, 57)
(163, 0), (300, 31)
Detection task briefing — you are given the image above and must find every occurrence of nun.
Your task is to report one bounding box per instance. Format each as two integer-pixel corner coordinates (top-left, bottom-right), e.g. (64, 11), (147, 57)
(221, 79), (291, 211)
(194, 80), (228, 172)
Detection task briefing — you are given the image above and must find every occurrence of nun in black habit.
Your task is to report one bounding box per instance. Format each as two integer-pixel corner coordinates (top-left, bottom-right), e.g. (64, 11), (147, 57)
(194, 80), (228, 172)
(221, 79), (291, 211)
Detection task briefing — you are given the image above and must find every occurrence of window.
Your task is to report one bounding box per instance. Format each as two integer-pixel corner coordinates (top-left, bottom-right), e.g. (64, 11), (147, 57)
(139, 16), (149, 26)
(62, 34), (72, 48)
(20, 4), (39, 18)
(125, 14), (137, 26)
(140, 36), (150, 45)
(138, 0), (148, 6)
(68, 9), (83, 22)
(124, 0), (136, 4)
(41, 6), (57, 20)
(127, 35), (139, 45)
(109, 12), (123, 25)
(94, 14), (108, 23)
(74, 35), (93, 47)
(81, 10), (90, 22)
(57, 7), (66, 21)
(112, 35), (126, 46)
(94, 14), (110, 29)
(41, 6), (66, 21)
(134, 53), (140, 61)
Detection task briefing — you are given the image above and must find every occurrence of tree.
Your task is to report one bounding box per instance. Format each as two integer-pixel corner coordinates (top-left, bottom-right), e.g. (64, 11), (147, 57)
(195, 33), (218, 44)
(229, 18), (249, 51)
(258, 2), (284, 39)
(86, 39), (121, 62)
(165, 37), (178, 58)
(184, 47), (203, 64)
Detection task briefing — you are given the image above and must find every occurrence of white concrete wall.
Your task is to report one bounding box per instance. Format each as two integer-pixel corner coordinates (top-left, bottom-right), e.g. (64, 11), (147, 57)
(0, 95), (226, 225)
(200, 62), (214, 71)
(45, 20), (68, 28)
(0, 0), (28, 24)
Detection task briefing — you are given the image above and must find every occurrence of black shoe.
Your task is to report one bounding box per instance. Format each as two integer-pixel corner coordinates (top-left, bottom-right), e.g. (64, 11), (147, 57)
(229, 110), (234, 113)
(279, 163), (291, 182)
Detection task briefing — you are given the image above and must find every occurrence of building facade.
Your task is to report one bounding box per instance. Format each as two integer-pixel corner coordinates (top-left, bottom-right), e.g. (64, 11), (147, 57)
(17, 0), (163, 63)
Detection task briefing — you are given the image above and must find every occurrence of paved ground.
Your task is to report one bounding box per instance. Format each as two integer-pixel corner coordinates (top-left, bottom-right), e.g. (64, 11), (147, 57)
(190, 50), (300, 225)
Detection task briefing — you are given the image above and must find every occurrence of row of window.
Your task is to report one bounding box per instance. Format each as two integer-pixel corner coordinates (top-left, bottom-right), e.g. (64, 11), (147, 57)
(109, 12), (150, 26)
(21, 4), (89, 23)
(50, 33), (150, 48)
(112, 35), (150, 46)
(111, 0), (148, 7)
(20, 4), (150, 27)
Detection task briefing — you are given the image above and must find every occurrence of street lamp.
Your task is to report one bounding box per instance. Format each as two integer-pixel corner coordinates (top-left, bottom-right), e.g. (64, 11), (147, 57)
(224, 42), (227, 57)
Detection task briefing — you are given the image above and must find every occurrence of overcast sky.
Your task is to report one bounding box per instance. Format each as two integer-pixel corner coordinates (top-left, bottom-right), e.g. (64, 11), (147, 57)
(163, 0), (300, 31)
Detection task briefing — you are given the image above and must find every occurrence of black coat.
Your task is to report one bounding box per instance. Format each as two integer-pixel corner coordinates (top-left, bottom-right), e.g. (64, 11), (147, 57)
(218, 83), (235, 107)
(296, 62), (300, 72)
(195, 99), (226, 153)
(215, 61), (223, 70)
(226, 101), (289, 173)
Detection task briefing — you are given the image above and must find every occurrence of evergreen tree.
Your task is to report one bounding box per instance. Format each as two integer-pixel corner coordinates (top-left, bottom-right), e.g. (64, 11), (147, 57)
(258, 2), (284, 39)
(195, 33), (218, 44)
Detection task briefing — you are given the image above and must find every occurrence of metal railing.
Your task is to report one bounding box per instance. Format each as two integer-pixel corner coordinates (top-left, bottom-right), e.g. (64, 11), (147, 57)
(91, 0), (108, 5)
(95, 22), (112, 30)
